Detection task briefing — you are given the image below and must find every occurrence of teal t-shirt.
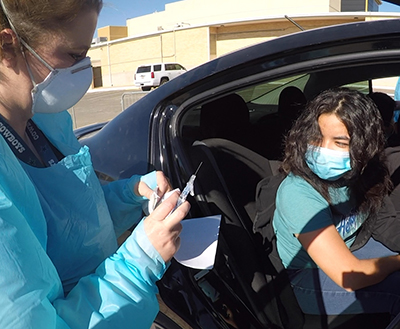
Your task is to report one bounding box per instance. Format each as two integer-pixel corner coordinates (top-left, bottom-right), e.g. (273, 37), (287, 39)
(273, 173), (367, 269)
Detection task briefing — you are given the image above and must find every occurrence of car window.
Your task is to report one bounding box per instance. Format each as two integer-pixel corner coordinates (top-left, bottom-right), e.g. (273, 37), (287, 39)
(137, 66), (151, 73)
(165, 64), (175, 71)
(154, 64), (162, 72)
(179, 71), (400, 163)
(180, 74), (309, 133)
(237, 74), (310, 105)
(341, 80), (369, 94)
(176, 64), (186, 70)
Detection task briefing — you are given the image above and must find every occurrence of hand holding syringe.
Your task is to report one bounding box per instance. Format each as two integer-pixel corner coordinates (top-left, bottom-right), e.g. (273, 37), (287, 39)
(146, 162), (203, 215)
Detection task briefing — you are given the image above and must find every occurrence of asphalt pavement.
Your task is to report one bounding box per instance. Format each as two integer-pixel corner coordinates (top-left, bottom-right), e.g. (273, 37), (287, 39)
(69, 86), (147, 129)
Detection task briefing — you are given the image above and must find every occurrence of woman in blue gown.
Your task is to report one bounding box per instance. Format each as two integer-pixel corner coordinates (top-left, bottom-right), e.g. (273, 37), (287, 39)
(0, 1), (189, 328)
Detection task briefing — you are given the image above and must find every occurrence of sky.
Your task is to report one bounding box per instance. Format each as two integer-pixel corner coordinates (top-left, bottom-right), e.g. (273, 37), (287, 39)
(97, 0), (400, 31)
(97, 0), (179, 30)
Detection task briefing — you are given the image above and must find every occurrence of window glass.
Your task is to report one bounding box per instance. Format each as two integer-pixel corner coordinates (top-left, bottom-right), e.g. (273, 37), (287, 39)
(340, 78), (399, 97)
(181, 74), (311, 131)
(154, 64), (162, 71)
(136, 66), (151, 73)
(341, 81), (369, 94)
(237, 74), (310, 105)
(371, 77), (399, 96)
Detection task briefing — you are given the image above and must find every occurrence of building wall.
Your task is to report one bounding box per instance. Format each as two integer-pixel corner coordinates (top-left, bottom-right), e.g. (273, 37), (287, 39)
(90, 27), (210, 86)
(88, 0), (398, 88)
(97, 26), (128, 41)
(368, 0), (379, 11)
(127, 0), (340, 36)
(330, 0), (342, 11)
(214, 17), (357, 57)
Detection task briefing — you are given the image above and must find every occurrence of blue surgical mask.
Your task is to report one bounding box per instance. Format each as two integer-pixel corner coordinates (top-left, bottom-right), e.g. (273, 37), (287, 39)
(305, 145), (351, 181)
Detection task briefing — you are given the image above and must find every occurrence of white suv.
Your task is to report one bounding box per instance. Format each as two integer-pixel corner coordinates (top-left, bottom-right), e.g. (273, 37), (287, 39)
(134, 62), (187, 91)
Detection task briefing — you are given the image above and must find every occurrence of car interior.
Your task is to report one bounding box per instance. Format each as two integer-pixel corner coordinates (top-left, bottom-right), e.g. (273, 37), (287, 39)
(168, 62), (400, 328)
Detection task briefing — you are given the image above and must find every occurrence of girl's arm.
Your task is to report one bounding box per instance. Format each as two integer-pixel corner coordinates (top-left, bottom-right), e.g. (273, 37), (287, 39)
(297, 225), (400, 291)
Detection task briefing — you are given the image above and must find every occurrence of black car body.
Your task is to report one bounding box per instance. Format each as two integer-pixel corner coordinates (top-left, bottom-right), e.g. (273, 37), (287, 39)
(78, 19), (400, 329)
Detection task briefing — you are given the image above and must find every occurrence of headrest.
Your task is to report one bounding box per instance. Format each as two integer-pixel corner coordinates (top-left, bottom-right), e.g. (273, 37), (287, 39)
(369, 92), (396, 127)
(200, 94), (249, 139)
(278, 86), (307, 122)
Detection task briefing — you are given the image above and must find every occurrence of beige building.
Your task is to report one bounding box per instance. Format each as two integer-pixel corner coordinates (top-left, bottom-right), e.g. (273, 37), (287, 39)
(88, 0), (400, 88)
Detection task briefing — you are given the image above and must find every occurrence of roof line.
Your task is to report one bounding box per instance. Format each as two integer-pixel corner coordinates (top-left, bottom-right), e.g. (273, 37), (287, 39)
(91, 12), (400, 47)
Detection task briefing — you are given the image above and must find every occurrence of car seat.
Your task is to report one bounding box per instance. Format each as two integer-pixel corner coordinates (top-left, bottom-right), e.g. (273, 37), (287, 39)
(193, 138), (280, 222)
(189, 137), (391, 329)
(261, 86), (307, 160)
(189, 138), (303, 328)
(277, 86), (307, 128)
(200, 94), (256, 152)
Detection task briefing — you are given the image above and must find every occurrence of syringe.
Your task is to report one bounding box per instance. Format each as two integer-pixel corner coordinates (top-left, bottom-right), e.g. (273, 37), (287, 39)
(172, 162), (203, 212)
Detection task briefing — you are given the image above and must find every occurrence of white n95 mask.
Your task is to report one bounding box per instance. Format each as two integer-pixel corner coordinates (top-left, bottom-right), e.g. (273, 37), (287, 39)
(20, 39), (93, 114)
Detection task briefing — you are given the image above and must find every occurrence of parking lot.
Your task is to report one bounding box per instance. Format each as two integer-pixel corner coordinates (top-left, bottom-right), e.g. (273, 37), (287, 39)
(69, 87), (147, 129)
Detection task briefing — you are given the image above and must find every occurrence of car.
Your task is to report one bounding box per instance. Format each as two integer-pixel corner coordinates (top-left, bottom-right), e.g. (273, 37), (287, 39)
(78, 19), (400, 329)
(134, 62), (187, 91)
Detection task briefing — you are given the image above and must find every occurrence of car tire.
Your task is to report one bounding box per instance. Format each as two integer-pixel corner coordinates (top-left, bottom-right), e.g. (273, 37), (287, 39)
(142, 86), (151, 91)
(150, 311), (183, 329)
(160, 78), (169, 86)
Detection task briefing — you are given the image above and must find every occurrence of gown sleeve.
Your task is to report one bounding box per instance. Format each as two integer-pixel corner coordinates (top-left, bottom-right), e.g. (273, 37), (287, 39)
(33, 111), (159, 238)
(102, 171), (157, 237)
(0, 194), (167, 329)
(54, 220), (168, 329)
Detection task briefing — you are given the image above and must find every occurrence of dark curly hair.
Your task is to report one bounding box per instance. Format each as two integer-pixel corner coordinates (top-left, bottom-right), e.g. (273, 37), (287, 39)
(281, 88), (391, 214)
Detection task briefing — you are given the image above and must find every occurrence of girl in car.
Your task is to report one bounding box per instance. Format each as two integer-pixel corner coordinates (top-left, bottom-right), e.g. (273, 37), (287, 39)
(0, 0), (189, 328)
(273, 88), (400, 317)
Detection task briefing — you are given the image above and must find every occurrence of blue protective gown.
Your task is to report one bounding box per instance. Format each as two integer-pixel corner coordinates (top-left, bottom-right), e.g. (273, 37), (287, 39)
(0, 110), (167, 328)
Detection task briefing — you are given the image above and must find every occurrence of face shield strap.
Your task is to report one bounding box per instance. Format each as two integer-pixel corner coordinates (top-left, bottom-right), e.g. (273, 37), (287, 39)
(18, 38), (56, 94)
(18, 45), (37, 92)
(19, 38), (54, 72)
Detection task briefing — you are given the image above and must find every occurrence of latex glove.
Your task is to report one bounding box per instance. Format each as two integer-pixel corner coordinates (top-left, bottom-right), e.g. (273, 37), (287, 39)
(143, 190), (190, 263)
(135, 171), (171, 201)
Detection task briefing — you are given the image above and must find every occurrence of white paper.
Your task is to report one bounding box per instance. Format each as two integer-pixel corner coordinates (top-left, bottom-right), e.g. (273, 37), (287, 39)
(174, 215), (221, 270)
